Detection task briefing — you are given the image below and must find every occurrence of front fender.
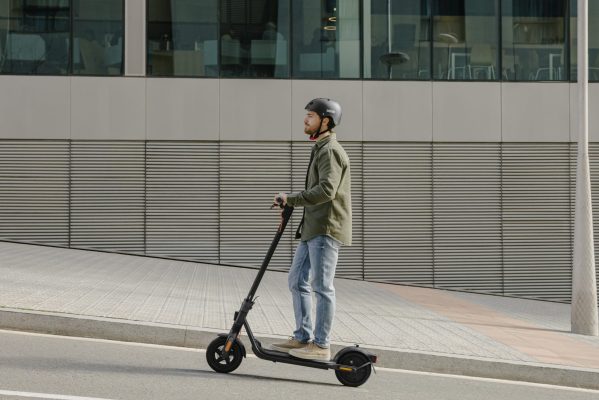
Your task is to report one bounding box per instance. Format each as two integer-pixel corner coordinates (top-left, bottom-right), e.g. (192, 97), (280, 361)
(217, 333), (247, 358)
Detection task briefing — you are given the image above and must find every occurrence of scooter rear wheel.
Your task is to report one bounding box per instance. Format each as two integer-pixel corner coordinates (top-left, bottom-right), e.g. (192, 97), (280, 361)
(206, 336), (243, 373)
(334, 351), (372, 387)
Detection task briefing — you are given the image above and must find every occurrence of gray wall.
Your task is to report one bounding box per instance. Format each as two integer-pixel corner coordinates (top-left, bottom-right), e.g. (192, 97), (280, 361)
(0, 77), (597, 142)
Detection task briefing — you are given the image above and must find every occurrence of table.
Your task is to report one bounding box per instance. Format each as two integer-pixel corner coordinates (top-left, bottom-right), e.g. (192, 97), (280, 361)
(379, 52), (410, 79)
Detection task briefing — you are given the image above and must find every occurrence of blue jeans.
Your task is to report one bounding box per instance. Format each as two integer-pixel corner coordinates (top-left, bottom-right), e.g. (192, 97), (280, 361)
(288, 235), (341, 348)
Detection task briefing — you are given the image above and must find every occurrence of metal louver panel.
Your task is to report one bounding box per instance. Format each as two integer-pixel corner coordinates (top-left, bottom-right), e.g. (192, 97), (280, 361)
(502, 143), (572, 301)
(0, 140), (69, 246)
(579, 142), (599, 304)
(363, 143), (433, 285)
(290, 141), (363, 278)
(70, 141), (145, 253)
(146, 142), (219, 263)
(3, 138), (597, 304)
(337, 142), (364, 278)
(220, 142), (292, 269)
(433, 143), (502, 293)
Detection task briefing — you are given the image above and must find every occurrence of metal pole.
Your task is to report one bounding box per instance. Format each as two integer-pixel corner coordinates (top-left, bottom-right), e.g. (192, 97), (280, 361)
(572, 0), (599, 336)
(387, 0), (391, 54)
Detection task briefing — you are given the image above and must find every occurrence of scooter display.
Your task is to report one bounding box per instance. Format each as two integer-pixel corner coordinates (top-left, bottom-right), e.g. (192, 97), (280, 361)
(206, 202), (376, 387)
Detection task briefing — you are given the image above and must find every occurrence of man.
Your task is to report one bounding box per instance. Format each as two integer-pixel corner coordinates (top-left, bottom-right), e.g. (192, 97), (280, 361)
(271, 98), (352, 361)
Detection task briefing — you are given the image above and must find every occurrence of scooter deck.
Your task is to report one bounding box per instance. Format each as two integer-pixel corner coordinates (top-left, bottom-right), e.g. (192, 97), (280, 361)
(252, 341), (337, 370)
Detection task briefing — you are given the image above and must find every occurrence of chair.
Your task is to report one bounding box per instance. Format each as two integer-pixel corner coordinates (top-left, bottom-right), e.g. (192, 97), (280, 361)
(533, 50), (563, 81)
(501, 52), (519, 80)
(78, 38), (106, 75)
(250, 40), (287, 66)
(251, 40), (276, 65)
(468, 44), (496, 79)
(204, 39), (241, 75)
(250, 40), (287, 77)
(4, 33), (45, 73)
(203, 40), (218, 66)
(220, 39), (241, 65)
(299, 46), (335, 73)
(437, 33), (460, 79)
(173, 50), (204, 76)
(203, 39), (241, 66)
(7, 33), (45, 61)
(104, 37), (122, 67)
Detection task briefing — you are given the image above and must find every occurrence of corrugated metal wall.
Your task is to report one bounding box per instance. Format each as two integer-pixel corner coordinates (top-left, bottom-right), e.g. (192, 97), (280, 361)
(70, 141), (145, 254)
(220, 142), (293, 270)
(146, 142), (219, 263)
(363, 143), (433, 285)
(432, 143), (502, 293)
(0, 140), (69, 246)
(502, 143), (572, 300)
(1, 139), (598, 303)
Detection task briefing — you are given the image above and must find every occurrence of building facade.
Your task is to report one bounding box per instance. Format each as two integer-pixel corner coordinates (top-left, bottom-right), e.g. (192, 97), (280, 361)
(1, 0), (599, 303)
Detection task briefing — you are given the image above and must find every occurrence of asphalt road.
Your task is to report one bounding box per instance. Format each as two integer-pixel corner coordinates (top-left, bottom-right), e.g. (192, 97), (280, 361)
(0, 330), (598, 400)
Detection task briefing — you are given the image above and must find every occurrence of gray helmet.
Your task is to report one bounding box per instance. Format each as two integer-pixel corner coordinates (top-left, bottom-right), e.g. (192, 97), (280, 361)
(305, 98), (342, 128)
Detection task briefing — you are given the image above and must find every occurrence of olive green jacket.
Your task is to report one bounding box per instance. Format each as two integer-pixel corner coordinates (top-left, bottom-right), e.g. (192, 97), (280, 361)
(286, 134), (352, 245)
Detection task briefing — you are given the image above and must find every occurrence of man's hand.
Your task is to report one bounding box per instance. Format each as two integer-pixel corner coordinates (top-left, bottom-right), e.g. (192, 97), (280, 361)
(274, 192), (288, 207)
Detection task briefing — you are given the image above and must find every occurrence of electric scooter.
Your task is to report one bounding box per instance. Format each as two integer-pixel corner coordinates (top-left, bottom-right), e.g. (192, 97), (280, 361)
(206, 201), (377, 387)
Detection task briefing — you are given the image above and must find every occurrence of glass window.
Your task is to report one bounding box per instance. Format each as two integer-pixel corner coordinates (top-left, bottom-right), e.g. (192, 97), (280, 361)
(147, 0), (218, 77)
(219, 0), (290, 78)
(0, 0), (70, 75)
(364, 0), (430, 80)
(72, 0), (123, 76)
(570, 0), (599, 82)
(432, 0), (499, 80)
(292, 0), (360, 79)
(502, 0), (568, 81)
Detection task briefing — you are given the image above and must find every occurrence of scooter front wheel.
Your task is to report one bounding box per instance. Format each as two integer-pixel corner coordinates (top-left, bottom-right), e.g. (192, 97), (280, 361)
(334, 351), (372, 387)
(206, 336), (243, 373)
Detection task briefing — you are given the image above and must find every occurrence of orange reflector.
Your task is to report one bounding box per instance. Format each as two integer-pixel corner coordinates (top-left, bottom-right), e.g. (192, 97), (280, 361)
(339, 367), (353, 372)
(225, 341), (232, 352)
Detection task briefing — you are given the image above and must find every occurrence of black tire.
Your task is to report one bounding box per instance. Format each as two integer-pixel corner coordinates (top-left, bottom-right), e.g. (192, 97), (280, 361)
(334, 351), (372, 387)
(206, 336), (243, 373)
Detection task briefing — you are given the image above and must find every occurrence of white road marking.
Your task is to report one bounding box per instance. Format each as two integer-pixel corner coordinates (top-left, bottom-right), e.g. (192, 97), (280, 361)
(374, 366), (599, 394)
(0, 389), (115, 400)
(2, 329), (599, 394)
(0, 329), (203, 352)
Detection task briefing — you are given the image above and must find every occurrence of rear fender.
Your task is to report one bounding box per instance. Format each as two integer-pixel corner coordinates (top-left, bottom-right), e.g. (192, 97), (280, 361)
(333, 345), (377, 365)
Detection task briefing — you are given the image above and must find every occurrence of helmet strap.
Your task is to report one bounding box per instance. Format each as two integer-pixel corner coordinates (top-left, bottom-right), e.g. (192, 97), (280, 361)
(309, 116), (331, 141)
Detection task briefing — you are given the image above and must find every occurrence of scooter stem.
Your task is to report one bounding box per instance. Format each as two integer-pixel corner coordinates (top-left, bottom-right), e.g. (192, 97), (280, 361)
(247, 205), (294, 301)
(223, 204), (294, 352)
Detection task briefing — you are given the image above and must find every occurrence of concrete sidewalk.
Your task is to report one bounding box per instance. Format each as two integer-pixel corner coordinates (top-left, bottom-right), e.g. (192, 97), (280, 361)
(1, 241), (599, 389)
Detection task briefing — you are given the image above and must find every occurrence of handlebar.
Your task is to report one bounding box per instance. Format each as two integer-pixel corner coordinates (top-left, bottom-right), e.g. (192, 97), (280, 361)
(271, 195), (285, 210)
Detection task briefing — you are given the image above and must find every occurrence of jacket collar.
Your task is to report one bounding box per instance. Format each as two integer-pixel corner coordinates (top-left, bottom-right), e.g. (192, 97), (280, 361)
(314, 132), (335, 148)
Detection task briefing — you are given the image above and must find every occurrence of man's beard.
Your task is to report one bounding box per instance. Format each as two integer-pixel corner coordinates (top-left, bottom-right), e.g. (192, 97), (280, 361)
(304, 125), (318, 135)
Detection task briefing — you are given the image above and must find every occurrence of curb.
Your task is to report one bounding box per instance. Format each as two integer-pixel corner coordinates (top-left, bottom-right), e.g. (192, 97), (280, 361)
(1, 307), (598, 390)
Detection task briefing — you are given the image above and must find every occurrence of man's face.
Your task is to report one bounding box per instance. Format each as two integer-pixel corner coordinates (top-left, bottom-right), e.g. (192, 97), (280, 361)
(304, 111), (323, 135)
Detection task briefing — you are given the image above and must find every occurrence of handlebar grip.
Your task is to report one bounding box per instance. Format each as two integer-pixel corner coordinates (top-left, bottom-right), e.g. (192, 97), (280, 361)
(270, 195), (284, 209)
